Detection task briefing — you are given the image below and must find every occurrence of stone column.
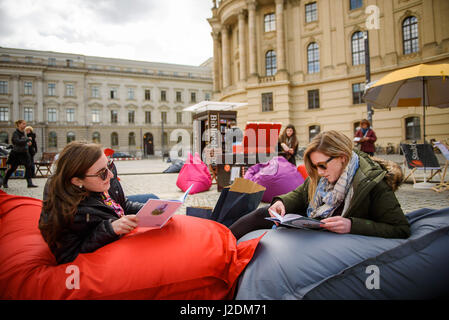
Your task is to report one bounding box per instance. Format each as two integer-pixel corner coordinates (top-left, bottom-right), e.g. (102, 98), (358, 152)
(321, 0), (332, 73)
(275, 0), (286, 72)
(12, 74), (19, 121)
(238, 10), (247, 82)
(247, 0), (258, 77)
(221, 24), (231, 88)
(212, 31), (221, 92)
(422, 0), (436, 47)
(36, 76), (43, 123)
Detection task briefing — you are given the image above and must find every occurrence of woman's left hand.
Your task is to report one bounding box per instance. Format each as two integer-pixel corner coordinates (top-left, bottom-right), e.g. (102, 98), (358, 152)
(320, 216), (352, 234)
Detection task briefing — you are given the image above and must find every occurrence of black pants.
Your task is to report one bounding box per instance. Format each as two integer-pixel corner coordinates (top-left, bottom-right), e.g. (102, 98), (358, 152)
(4, 163), (34, 185)
(229, 206), (274, 240)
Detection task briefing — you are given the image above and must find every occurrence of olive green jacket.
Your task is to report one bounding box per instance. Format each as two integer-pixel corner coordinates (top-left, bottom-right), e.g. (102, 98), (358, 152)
(274, 151), (411, 239)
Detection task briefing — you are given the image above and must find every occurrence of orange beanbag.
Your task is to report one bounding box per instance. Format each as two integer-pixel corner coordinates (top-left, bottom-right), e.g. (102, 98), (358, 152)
(0, 191), (262, 300)
(297, 164), (309, 180)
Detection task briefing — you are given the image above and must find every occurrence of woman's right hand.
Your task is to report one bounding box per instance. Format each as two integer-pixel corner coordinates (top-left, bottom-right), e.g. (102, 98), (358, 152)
(269, 201), (286, 217)
(111, 215), (138, 235)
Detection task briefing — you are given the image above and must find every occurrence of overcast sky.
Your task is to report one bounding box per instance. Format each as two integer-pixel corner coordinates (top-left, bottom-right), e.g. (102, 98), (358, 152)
(0, 0), (214, 66)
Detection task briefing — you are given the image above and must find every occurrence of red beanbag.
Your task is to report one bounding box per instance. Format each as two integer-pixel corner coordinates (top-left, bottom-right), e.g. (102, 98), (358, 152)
(297, 164), (309, 180)
(0, 191), (262, 300)
(176, 152), (212, 194)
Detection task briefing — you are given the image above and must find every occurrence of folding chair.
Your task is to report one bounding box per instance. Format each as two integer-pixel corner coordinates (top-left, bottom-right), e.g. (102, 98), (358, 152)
(35, 152), (57, 177)
(432, 142), (449, 192)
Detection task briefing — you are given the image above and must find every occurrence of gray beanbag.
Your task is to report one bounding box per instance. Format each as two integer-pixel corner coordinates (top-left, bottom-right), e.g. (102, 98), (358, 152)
(236, 207), (449, 299)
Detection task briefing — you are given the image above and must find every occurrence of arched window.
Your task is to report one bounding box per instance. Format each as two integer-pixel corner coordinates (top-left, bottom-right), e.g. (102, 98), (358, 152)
(403, 16), (419, 54)
(351, 31), (365, 65)
(66, 131), (76, 144)
(0, 131), (8, 144)
(111, 132), (119, 146)
(92, 131), (101, 144)
(128, 132), (136, 146)
(265, 50), (277, 76)
(309, 125), (320, 142)
(405, 116), (421, 140)
(354, 121), (361, 136)
(307, 42), (320, 74)
(48, 131), (57, 148)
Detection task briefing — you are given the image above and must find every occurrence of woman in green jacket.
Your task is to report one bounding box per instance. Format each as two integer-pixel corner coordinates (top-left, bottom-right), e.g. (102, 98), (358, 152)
(229, 130), (410, 239)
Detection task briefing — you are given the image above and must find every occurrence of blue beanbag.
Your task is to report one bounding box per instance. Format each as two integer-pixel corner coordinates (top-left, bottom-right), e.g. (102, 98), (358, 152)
(235, 207), (449, 299)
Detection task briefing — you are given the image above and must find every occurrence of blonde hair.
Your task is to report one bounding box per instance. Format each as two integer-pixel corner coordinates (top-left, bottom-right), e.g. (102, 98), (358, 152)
(15, 120), (25, 127)
(304, 130), (353, 200)
(25, 126), (34, 133)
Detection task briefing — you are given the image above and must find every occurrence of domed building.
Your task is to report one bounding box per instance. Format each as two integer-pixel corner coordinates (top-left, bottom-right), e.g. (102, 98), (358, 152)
(208, 0), (449, 148)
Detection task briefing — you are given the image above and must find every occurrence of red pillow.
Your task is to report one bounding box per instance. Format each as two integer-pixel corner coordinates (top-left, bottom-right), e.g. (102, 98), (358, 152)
(0, 192), (262, 299)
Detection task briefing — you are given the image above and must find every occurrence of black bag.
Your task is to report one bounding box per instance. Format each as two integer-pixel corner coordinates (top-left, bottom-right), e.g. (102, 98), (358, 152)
(211, 178), (265, 227)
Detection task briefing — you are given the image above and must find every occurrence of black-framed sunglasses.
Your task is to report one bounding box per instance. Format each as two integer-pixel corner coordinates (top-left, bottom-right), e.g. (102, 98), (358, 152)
(311, 156), (335, 170)
(85, 159), (114, 181)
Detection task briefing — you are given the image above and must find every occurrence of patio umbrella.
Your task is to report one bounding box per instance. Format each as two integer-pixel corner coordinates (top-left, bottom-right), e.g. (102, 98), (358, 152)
(364, 63), (449, 142)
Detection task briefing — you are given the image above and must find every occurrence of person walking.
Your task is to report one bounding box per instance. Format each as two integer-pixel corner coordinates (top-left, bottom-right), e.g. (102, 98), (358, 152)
(354, 119), (377, 156)
(25, 126), (37, 178)
(2, 120), (37, 188)
(278, 124), (299, 166)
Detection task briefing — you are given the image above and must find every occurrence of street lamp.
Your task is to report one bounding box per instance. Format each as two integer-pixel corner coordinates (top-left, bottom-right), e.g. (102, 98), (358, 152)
(364, 31), (373, 125)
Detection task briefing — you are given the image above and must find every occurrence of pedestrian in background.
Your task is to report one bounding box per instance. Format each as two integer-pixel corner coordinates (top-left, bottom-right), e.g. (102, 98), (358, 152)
(278, 124), (299, 166)
(354, 119), (377, 156)
(2, 120), (37, 188)
(25, 126), (37, 178)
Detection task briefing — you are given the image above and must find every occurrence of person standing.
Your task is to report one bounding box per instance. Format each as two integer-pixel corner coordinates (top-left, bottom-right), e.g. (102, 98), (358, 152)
(278, 124), (299, 166)
(25, 126), (37, 178)
(355, 119), (377, 156)
(2, 120), (37, 188)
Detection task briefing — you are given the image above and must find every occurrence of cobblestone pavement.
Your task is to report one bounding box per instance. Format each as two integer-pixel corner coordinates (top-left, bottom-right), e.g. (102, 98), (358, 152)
(3, 156), (449, 216)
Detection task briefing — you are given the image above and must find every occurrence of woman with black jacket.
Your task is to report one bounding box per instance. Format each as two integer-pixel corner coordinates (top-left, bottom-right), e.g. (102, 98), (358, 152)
(39, 141), (143, 264)
(25, 125), (38, 178)
(2, 120), (37, 188)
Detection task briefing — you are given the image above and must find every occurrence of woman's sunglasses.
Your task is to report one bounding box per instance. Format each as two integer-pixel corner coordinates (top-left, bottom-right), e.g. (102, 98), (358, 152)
(85, 159), (114, 181)
(311, 156), (335, 170)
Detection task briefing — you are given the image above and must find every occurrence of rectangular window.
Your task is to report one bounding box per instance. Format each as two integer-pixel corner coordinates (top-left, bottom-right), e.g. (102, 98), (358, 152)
(176, 91), (182, 102)
(24, 81), (33, 95)
(47, 108), (57, 122)
(190, 92), (196, 103)
(25, 56), (33, 64)
(127, 88), (135, 100)
(48, 57), (56, 66)
(307, 89), (320, 109)
(261, 92), (273, 112)
(91, 86), (100, 98)
(0, 107), (9, 121)
(92, 109), (100, 123)
(67, 108), (75, 122)
(48, 83), (56, 96)
(161, 90), (167, 101)
(405, 117), (421, 140)
(352, 83), (365, 104)
(305, 2), (317, 23)
(350, 0), (363, 10)
(205, 92), (211, 101)
(66, 59), (73, 67)
(145, 89), (151, 100)
(110, 88), (118, 99)
(264, 13), (275, 32)
(111, 110), (118, 123)
(66, 84), (74, 96)
(128, 110), (135, 123)
(0, 81), (8, 94)
(24, 107), (33, 121)
(145, 111), (151, 124)
(161, 111), (167, 124)
(176, 112), (182, 124)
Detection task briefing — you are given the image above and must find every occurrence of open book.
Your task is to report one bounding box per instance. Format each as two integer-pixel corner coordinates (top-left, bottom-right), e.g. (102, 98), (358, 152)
(136, 184), (193, 228)
(266, 209), (325, 230)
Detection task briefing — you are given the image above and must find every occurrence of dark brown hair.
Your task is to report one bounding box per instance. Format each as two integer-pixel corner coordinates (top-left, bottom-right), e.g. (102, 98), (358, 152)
(39, 141), (103, 249)
(279, 124), (298, 149)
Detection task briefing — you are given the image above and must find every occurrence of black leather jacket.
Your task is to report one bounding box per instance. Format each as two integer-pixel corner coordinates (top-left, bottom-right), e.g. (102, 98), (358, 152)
(40, 163), (143, 264)
(12, 129), (29, 153)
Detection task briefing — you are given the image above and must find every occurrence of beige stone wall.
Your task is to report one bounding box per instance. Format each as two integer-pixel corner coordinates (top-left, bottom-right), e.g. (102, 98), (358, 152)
(210, 0), (449, 150)
(0, 47), (213, 156)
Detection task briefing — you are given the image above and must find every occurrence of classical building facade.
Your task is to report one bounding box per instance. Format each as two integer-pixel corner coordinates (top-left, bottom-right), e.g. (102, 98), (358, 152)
(0, 47), (213, 156)
(209, 0), (449, 150)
